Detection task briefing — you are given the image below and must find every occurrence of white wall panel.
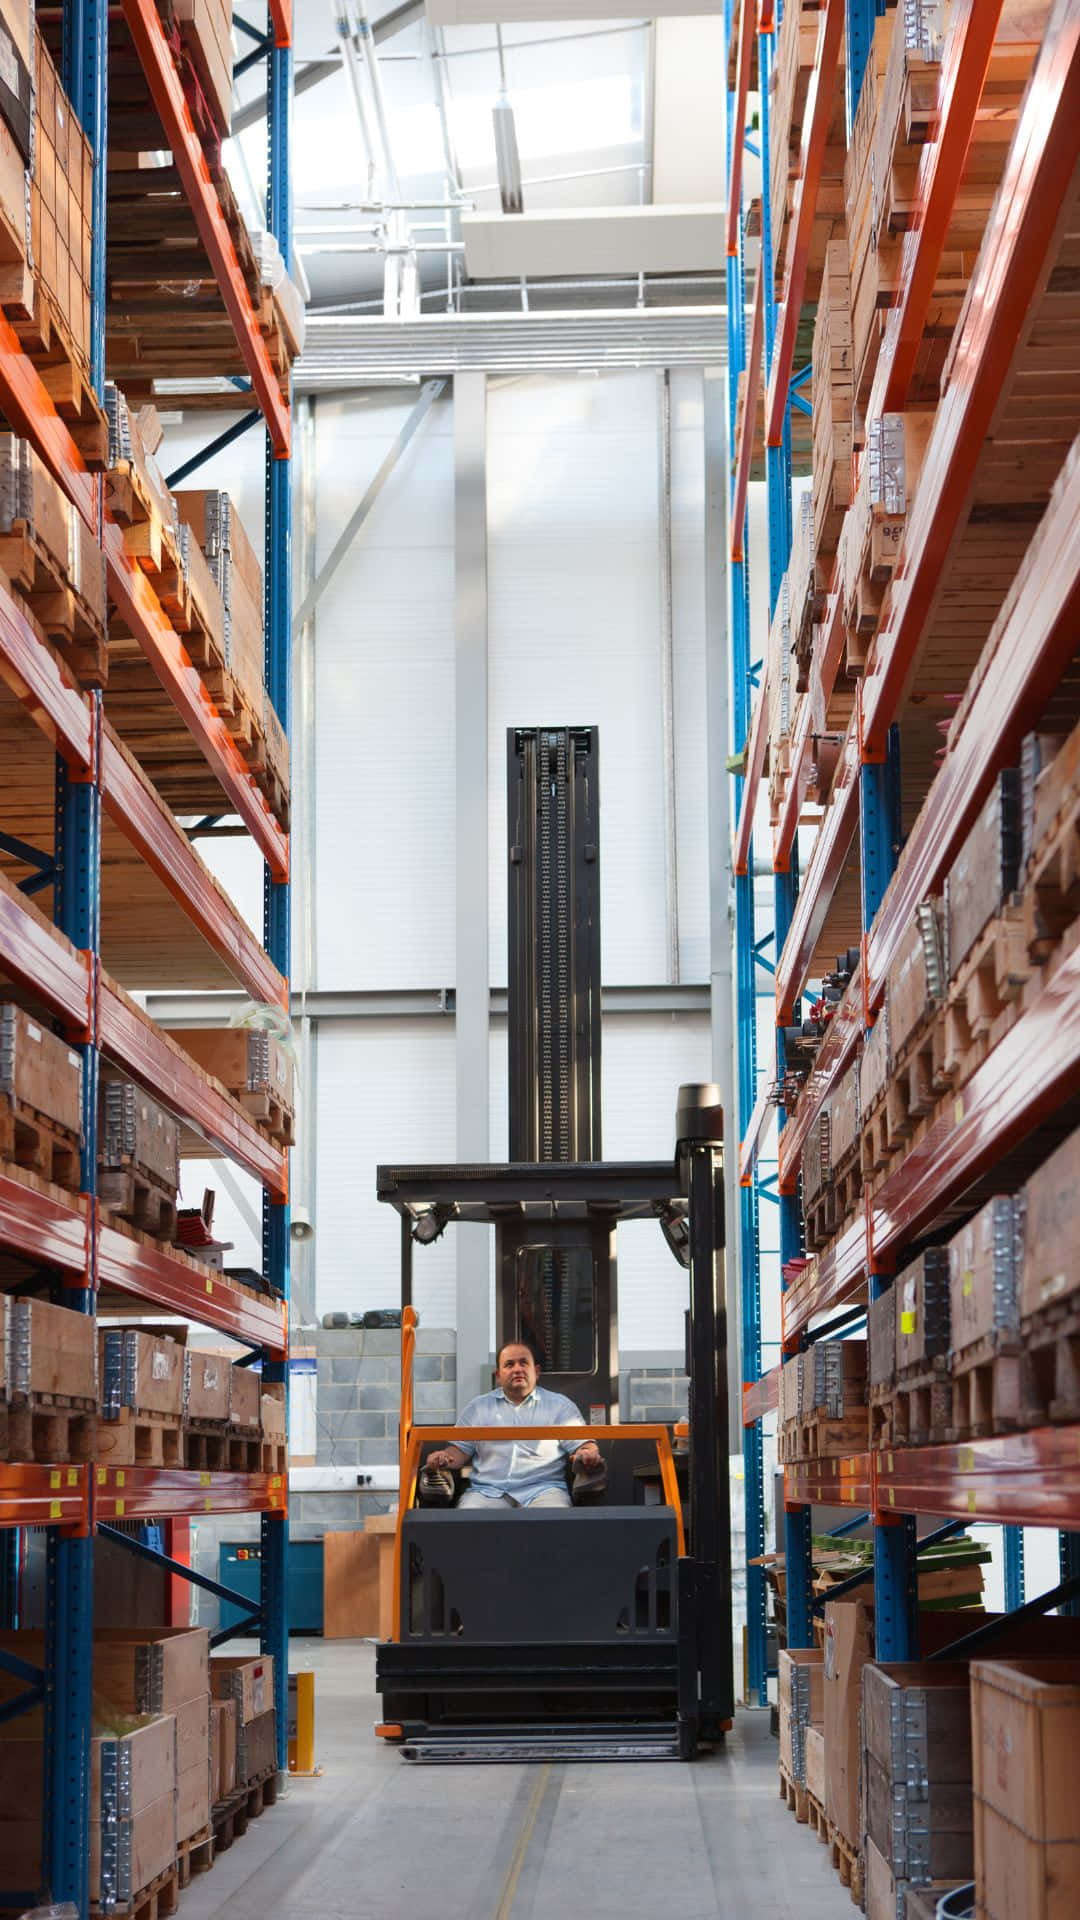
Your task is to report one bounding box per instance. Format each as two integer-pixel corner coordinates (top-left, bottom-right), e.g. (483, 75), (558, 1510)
(486, 371), (669, 986)
(669, 370), (710, 983)
(312, 395), (456, 989)
(315, 1017), (457, 1326)
(601, 1012), (712, 1349)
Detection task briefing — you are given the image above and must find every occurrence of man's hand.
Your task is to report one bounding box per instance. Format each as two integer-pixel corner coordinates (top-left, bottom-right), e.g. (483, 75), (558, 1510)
(572, 1441), (603, 1474)
(427, 1445), (467, 1471)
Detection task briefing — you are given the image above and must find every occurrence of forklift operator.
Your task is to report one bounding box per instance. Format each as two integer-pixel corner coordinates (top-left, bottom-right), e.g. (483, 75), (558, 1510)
(427, 1340), (603, 1508)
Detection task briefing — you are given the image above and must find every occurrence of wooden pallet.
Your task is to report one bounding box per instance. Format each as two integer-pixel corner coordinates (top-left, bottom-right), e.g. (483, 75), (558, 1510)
(0, 1098), (81, 1192)
(941, 903), (1029, 1082)
(261, 1437), (286, 1475)
(869, 1381), (897, 1449)
(887, 1359), (952, 1447)
(1019, 1299), (1080, 1427)
(778, 1409), (869, 1465)
(1024, 762), (1080, 964)
(176, 1823), (214, 1889)
(829, 1822), (864, 1907)
(99, 1167), (178, 1241)
(947, 1330), (1023, 1441)
(91, 1861), (179, 1920)
(0, 521), (107, 685)
(0, 1393), (97, 1463)
(211, 1765), (279, 1853)
(97, 1405), (183, 1468)
(803, 1155), (862, 1254)
(3, 269), (109, 471)
(805, 1789), (829, 1845)
(779, 1761), (809, 1824)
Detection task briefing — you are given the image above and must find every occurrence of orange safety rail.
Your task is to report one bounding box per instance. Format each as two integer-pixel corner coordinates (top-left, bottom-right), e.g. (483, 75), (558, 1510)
(399, 1305), (418, 1494)
(390, 1421), (686, 1644)
(765, 0), (845, 445)
(880, 0), (1006, 412)
(730, 265), (765, 564)
(734, 666), (770, 876)
(121, 0), (291, 455)
(726, 0), (754, 258)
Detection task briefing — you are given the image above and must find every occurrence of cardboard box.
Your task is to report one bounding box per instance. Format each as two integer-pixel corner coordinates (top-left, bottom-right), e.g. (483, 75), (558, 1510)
(778, 1647), (823, 1784)
(971, 1658), (1080, 1838)
(94, 1628), (210, 1714)
(230, 1363), (261, 1431)
(184, 1348), (230, 1422)
(100, 1328), (184, 1419)
(804, 1723), (826, 1807)
(1, 1713), (177, 1900)
(237, 1705), (276, 1784)
(949, 1197), (1021, 1351)
(823, 1598), (874, 1847)
(211, 1654), (273, 1726)
(1020, 1127), (1080, 1319)
(9, 1298), (97, 1400)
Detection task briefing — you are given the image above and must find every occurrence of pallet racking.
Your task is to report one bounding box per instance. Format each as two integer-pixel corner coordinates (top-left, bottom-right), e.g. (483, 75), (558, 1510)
(0, 4), (293, 1911)
(727, 0), (1080, 1697)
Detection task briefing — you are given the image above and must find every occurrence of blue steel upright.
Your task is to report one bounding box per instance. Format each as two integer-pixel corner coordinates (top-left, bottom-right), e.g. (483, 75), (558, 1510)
(262, 18), (293, 1770)
(46, 6), (108, 1907)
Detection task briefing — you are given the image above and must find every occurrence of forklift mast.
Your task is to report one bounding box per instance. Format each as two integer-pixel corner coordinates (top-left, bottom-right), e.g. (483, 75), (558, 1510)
(502, 727), (615, 1418)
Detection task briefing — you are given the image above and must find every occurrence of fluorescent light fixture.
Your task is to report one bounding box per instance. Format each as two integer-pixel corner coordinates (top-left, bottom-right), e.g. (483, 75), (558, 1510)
(492, 90), (523, 214)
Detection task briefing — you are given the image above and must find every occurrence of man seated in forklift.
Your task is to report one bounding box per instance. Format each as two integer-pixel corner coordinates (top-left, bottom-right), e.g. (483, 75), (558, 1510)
(426, 1340), (603, 1508)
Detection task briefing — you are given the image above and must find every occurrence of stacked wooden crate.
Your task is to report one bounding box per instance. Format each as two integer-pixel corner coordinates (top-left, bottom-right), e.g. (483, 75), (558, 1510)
(182, 1349), (269, 1470)
(838, 406), (935, 671)
(810, 238), (854, 605)
(98, 1327), (185, 1467)
(164, 1029), (295, 1154)
(0, 432), (108, 684)
(98, 1067), (181, 1240)
(778, 1645), (824, 1806)
(0, 1001), (83, 1191)
(768, 0), (846, 300)
(0, 1296), (97, 1462)
(861, 1662), (975, 1920)
(158, 0), (234, 139)
(766, 578), (796, 824)
(970, 1660), (1080, 1919)
(778, 1338), (868, 1464)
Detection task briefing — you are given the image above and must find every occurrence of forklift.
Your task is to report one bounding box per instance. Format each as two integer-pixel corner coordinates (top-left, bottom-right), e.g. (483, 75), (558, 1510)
(374, 727), (734, 1760)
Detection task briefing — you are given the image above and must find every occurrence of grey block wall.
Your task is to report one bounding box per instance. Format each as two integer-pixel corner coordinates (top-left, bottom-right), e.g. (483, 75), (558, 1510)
(313, 1324), (457, 1468)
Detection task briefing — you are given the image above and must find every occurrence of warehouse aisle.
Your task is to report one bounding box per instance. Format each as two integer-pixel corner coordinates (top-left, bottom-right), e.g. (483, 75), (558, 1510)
(179, 1642), (849, 1920)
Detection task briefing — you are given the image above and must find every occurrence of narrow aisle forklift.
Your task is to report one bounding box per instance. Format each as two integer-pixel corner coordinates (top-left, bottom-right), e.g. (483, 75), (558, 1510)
(375, 727), (734, 1760)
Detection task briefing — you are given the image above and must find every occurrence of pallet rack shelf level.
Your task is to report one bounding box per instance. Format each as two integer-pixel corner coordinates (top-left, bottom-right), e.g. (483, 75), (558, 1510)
(0, 1465), (88, 1532)
(785, 1454), (873, 1513)
(94, 1467), (286, 1522)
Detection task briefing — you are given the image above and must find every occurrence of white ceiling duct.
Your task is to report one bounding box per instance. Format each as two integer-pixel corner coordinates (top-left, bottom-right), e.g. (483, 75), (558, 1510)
(426, 1), (720, 19)
(297, 308), (726, 383)
(461, 204), (726, 280)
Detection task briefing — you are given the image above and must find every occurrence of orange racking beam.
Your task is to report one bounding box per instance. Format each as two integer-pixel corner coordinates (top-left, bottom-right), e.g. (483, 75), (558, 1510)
(97, 1223), (289, 1352)
(765, 0), (844, 445)
(730, 266), (764, 563)
(268, 0), (292, 48)
(99, 983), (288, 1195)
(0, 1463), (88, 1531)
(94, 1466), (287, 1521)
(726, 0), (753, 258)
(861, 0), (1080, 758)
(742, 1366), (780, 1426)
(774, 712), (859, 1020)
(876, 1429), (1080, 1528)
(772, 692), (812, 874)
(100, 733), (287, 1009)
(0, 881), (92, 1030)
(758, 0), (776, 33)
(781, 1214), (868, 1342)
(865, 436), (1080, 1004)
(0, 583), (93, 764)
(0, 1168), (90, 1275)
(734, 669), (770, 877)
(785, 1454), (872, 1511)
(880, 0), (1005, 412)
(738, 1083), (773, 1184)
(120, 0), (291, 455)
(0, 312), (289, 875)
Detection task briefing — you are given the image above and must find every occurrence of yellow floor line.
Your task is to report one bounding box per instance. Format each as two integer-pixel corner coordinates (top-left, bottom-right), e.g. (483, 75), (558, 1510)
(493, 1763), (551, 1920)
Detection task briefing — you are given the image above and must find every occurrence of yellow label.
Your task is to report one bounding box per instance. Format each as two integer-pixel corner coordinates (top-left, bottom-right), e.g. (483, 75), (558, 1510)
(271, 1475), (282, 1490)
(845, 1486), (854, 1502)
(204, 1495), (213, 1511)
(96, 1467), (106, 1486)
(115, 1499), (125, 1517)
(50, 1500), (62, 1519)
(959, 1447), (975, 1472)
(68, 1468), (78, 1486)
(967, 1491), (977, 1514)
(954, 1097), (964, 1125)
(889, 1488), (895, 1507)
(200, 1472), (212, 1488)
(206, 1278), (214, 1294)
(887, 1453), (894, 1472)
(50, 1470), (61, 1489)
(900, 1311), (916, 1335)
(116, 1470), (125, 1487)
(963, 1274), (974, 1297)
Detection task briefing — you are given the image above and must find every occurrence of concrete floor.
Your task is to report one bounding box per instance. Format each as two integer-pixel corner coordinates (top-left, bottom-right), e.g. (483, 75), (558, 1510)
(180, 1641), (852, 1920)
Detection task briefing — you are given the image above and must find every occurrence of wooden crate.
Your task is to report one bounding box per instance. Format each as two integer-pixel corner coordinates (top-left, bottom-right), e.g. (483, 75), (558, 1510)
(160, 0), (233, 138)
(229, 1363), (261, 1434)
(31, 31), (92, 373)
(163, 1027), (295, 1149)
(1020, 1126), (1080, 1322)
(945, 772), (1023, 983)
(948, 1197), (1024, 1440)
(93, 1627), (210, 1715)
(98, 1072), (180, 1238)
(811, 237), (854, 598)
(862, 1661), (974, 1887)
(769, 0), (846, 301)
(100, 1328), (185, 1419)
(895, 1249), (951, 1372)
(0, 1296), (97, 1461)
(0, 999), (82, 1188)
(1023, 715), (1080, 963)
(183, 1348), (230, 1423)
(779, 1646), (824, 1786)
(0, 430), (107, 681)
(971, 1659), (1080, 1920)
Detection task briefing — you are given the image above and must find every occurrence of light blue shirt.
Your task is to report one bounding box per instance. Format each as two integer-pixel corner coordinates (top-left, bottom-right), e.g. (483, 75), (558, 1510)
(454, 1385), (587, 1502)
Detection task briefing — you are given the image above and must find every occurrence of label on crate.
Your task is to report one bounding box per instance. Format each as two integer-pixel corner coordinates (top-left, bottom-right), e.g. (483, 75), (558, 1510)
(0, 31), (17, 97)
(1041, 1271), (1068, 1304)
(152, 1349), (172, 1380)
(963, 1272), (974, 1297)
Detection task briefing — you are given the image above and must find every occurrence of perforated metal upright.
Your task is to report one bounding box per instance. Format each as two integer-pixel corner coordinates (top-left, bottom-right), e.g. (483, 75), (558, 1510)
(261, 17), (293, 1771)
(725, 0), (770, 1709)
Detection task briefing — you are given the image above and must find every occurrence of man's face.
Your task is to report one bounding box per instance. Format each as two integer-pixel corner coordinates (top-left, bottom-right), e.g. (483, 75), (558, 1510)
(497, 1344), (539, 1403)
